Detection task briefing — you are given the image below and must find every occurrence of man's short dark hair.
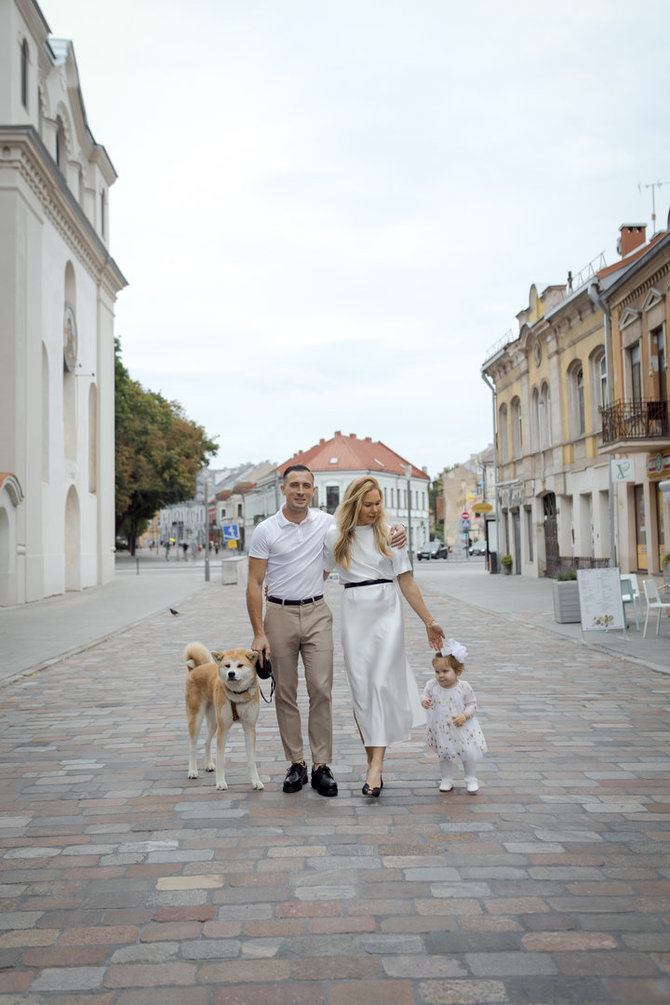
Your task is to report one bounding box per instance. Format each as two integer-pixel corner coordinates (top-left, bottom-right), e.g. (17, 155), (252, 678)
(282, 464), (314, 483)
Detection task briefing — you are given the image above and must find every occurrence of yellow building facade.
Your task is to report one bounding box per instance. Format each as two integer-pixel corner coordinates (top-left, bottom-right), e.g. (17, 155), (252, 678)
(483, 222), (669, 578)
(597, 221), (670, 574)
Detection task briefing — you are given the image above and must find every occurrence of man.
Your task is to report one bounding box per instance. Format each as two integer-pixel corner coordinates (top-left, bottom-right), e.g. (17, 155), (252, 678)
(247, 464), (404, 797)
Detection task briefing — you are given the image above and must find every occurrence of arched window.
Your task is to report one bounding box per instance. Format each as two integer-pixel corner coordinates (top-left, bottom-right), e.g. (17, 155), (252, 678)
(567, 361), (585, 439)
(20, 39), (29, 109)
(42, 343), (50, 482)
(589, 348), (607, 432)
(576, 367), (585, 435)
(498, 403), (509, 464)
(88, 384), (98, 493)
(55, 116), (66, 171)
(539, 381), (551, 449)
(531, 387), (540, 452)
(510, 396), (522, 458)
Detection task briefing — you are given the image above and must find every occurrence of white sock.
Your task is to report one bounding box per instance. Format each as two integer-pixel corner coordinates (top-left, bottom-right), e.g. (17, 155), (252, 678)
(462, 758), (477, 782)
(439, 758), (453, 788)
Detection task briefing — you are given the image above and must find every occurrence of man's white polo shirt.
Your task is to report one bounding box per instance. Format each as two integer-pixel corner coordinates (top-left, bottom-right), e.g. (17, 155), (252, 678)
(249, 507), (334, 601)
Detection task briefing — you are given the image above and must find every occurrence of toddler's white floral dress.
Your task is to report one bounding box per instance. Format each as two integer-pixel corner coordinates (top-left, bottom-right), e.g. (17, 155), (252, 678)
(423, 679), (487, 762)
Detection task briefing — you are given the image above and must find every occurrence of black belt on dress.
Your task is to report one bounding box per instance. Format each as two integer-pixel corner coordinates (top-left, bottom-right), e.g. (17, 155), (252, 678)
(267, 594), (324, 606)
(343, 578), (393, 589)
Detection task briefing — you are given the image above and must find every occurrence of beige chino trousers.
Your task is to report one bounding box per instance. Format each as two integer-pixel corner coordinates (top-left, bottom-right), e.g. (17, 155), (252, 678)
(264, 598), (334, 765)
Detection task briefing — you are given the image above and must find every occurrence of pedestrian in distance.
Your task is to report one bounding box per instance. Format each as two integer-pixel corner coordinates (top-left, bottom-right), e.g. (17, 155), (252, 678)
(324, 476), (445, 798)
(246, 465), (406, 797)
(421, 639), (487, 793)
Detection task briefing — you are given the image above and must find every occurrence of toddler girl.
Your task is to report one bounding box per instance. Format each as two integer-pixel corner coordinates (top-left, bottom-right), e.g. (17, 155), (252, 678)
(421, 638), (487, 793)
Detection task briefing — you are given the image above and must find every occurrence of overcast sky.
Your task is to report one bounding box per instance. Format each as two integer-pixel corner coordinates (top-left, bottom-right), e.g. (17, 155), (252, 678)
(44, 0), (670, 477)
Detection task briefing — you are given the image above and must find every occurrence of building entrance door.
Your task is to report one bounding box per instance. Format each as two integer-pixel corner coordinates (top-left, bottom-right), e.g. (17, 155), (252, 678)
(512, 509), (521, 573)
(634, 484), (648, 571)
(543, 493), (559, 576)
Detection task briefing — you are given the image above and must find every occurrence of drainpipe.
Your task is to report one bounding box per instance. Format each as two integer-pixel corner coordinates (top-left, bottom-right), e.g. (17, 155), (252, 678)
(481, 368), (501, 573)
(588, 281), (617, 568)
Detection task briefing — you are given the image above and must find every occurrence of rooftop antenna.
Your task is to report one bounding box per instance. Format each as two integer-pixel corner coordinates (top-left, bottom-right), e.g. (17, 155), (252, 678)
(638, 180), (669, 229)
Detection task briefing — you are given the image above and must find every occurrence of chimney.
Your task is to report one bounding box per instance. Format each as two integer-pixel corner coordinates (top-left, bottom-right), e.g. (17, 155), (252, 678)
(334, 430), (342, 437)
(617, 223), (646, 258)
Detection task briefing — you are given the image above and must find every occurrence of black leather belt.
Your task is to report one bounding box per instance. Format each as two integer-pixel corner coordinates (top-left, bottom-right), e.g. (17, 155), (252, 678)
(344, 578), (392, 589)
(267, 594), (324, 606)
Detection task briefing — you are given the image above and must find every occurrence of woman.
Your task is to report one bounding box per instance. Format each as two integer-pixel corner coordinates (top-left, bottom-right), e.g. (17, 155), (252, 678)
(324, 476), (445, 796)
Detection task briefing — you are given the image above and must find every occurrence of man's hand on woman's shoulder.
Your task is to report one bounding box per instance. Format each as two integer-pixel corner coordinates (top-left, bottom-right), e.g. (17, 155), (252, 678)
(389, 524), (407, 549)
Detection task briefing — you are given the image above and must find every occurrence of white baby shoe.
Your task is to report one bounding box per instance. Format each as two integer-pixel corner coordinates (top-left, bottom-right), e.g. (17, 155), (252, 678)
(465, 777), (479, 794)
(439, 779), (453, 792)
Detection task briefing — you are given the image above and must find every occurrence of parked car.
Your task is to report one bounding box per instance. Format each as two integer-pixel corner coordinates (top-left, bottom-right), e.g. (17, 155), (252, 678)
(468, 540), (487, 556)
(417, 540), (450, 561)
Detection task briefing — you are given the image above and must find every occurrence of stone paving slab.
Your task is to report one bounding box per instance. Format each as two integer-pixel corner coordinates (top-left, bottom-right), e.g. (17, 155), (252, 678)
(0, 578), (669, 1003)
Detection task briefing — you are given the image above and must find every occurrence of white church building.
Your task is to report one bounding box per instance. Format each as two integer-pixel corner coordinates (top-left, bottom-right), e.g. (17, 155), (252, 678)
(0, 0), (126, 605)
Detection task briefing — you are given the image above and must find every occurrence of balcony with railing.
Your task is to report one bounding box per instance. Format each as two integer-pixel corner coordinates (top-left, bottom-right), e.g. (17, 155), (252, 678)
(600, 398), (670, 449)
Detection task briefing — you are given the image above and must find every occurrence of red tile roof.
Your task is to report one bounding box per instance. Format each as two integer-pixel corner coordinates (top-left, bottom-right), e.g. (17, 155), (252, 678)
(597, 231), (665, 280)
(278, 432), (429, 480)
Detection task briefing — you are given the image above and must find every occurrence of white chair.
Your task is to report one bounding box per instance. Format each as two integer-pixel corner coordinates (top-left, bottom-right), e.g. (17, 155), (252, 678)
(620, 575), (639, 631)
(642, 579), (670, 637)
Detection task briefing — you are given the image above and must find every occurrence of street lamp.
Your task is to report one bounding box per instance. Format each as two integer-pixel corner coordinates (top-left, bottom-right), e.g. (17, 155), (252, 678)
(404, 464), (413, 570)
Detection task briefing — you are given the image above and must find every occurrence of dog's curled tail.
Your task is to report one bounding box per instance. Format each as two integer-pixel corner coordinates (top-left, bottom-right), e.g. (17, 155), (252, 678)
(184, 642), (213, 671)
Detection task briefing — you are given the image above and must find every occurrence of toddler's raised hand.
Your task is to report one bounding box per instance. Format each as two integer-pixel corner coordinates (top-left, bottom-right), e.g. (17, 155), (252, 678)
(421, 697), (431, 709)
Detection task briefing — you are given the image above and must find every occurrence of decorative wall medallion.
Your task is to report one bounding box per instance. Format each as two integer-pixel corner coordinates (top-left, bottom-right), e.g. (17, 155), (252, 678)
(63, 302), (78, 372)
(533, 339), (542, 366)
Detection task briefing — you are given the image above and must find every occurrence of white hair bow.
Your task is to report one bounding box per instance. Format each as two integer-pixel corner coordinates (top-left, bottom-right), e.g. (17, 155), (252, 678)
(440, 638), (467, 663)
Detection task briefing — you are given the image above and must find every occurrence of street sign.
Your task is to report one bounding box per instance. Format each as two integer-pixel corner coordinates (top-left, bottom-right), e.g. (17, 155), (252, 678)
(222, 524), (240, 541)
(460, 511), (470, 520)
(473, 502), (493, 513)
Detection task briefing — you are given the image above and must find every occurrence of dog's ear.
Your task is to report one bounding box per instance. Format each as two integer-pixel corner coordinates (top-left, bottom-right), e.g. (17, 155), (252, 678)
(210, 651), (224, 665)
(247, 651), (259, 665)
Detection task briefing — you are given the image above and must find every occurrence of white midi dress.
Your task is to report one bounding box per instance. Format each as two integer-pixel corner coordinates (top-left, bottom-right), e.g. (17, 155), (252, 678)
(324, 525), (426, 747)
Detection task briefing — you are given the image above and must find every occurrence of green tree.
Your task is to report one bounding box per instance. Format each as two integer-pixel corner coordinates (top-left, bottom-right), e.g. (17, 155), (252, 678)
(115, 339), (218, 555)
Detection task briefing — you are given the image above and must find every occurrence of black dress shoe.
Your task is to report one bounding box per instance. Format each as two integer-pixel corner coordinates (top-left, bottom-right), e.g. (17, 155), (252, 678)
(283, 761), (308, 793)
(311, 764), (338, 797)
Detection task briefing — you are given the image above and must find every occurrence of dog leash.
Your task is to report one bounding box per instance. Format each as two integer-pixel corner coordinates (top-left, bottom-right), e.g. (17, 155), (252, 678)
(259, 677), (275, 704)
(257, 654), (275, 704)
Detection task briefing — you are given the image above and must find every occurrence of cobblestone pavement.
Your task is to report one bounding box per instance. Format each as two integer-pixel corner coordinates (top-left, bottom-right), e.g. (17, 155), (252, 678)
(1, 578), (669, 1004)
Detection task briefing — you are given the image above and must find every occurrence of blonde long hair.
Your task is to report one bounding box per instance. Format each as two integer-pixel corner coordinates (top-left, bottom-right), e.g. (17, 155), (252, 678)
(334, 476), (391, 568)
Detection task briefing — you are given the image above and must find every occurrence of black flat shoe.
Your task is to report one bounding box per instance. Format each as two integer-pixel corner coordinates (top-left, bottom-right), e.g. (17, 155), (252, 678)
(363, 775), (382, 797)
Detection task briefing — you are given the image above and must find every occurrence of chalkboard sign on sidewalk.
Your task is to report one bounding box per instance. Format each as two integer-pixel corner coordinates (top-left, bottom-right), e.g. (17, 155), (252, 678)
(577, 568), (626, 632)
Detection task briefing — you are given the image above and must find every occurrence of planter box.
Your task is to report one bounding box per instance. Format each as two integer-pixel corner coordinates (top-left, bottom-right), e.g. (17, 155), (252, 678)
(553, 580), (581, 623)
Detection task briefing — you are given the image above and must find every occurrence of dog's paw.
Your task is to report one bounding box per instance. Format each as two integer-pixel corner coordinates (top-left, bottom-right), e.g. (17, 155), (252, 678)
(188, 769), (198, 779)
(252, 779), (264, 791)
(206, 763), (215, 772)
(215, 781), (228, 791)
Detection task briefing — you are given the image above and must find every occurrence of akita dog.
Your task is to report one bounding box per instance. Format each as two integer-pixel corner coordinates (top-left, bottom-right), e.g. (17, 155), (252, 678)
(184, 642), (263, 791)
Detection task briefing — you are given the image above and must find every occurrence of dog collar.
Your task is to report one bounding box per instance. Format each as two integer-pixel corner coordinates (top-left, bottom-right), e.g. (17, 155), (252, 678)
(227, 682), (256, 699)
